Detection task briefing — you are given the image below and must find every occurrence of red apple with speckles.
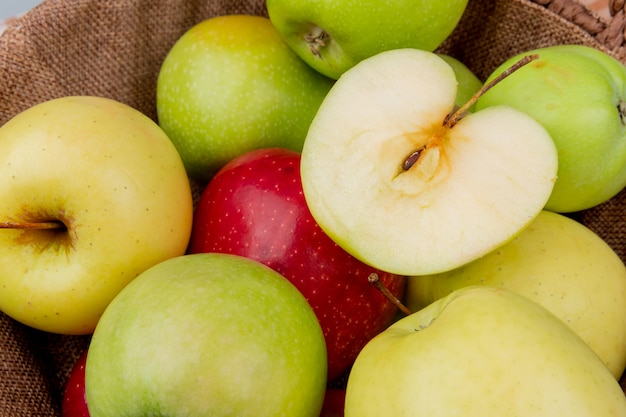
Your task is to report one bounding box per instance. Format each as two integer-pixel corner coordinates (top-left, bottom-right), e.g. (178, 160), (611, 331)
(62, 349), (90, 417)
(188, 148), (406, 382)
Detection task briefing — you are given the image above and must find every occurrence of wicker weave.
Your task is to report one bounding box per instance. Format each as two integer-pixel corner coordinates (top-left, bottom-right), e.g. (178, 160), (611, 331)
(0, 0), (624, 415)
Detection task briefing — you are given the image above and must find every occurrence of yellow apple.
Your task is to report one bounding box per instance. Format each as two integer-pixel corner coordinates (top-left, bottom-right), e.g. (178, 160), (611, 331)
(346, 286), (626, 416)
(406, 210), (626, 378)
(0, 96), (194, 334)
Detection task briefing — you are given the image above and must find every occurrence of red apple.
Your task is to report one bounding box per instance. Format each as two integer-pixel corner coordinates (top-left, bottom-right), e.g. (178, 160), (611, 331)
(62, 349), (90, 417)
(188, 148), (406, 382)
(320, 389), (346, 417)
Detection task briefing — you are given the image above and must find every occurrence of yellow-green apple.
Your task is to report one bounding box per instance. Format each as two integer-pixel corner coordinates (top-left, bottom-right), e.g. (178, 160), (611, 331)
(188, 148), (406, 382)
(406, 210), (626, 378)
(300, 48), (558, 276)
(62, 349), (90, 417)
(85, 253), (327, 417)
(345, 286), (626, 417)
(156, 14), (334, 182)
(0, 96), (193, 335)
(475, 44), (626, 212)
(266, 0), (469, 79)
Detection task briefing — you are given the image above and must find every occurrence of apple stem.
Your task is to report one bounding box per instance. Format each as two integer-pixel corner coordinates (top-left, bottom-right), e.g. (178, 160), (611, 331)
(368, 273), (413, 316)
(443, 54), (539, 128)
(0, 221), (65, 230)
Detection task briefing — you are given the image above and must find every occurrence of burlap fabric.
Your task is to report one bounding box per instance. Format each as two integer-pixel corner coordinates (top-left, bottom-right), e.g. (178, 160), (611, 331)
(0, 0), (624, 415)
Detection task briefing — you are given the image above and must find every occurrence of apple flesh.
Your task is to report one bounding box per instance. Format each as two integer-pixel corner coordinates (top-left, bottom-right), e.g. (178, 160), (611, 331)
(266, 0), (469, 79)
(156, 14), (334, 182)
(0, 96), (193, 334)
(406, 210), (626, 379)
(475, 44), (626, 212)
(188, 148), (406, 382)
(345, 286), (626, 416)
(85, 253), (327, 417)
(300, 48), (558, 276)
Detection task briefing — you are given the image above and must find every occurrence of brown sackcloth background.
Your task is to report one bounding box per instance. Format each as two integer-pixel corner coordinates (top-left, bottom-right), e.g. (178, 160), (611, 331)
(0, 0), (624, 415)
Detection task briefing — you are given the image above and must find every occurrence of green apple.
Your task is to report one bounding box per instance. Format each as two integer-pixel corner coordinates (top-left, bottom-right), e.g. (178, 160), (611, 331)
(475, 44), (626, 212)
(156, 14), (334, 182)
(85, 253), (327, 417)
(0, 96), (193, 335)
(438, 54), (483, 109)
(345, 286), (626, 416)
(300, 48), (558, 276)
(266, 0), (469, 79)
(406, 210), (626, 379)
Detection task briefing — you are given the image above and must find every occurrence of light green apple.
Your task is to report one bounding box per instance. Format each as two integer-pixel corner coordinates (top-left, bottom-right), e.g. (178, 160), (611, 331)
(266, 0), (469, 79)
(438, 54), (483, 109)
(300, 48), (558, 276)
(475, 44), (626, 212)
(156, 14), (334, 182)
(345, 286), (626, 417)
(406, 210), (626, 379)
(85, 253), (328, 417)
(0, 96), (193, 335)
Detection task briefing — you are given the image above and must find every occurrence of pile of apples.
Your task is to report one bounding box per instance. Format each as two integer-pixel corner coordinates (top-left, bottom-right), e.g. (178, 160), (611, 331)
(1, 1), (626, 416)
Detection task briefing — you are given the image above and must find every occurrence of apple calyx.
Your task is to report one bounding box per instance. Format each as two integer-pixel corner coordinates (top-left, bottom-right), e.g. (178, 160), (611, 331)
(402, 53), (540, 172)
(305, 26), (331, 58)
(368, 273), (412, 316)
(0, 220), (66, 230)
(618, 100), (626, 125)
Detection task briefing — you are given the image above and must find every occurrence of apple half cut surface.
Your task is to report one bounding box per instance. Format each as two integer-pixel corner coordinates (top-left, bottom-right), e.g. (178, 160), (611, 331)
(300, 49), (558, 276)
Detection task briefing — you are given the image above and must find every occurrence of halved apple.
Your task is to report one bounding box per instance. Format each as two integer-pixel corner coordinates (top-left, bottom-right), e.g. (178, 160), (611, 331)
(300, 49), (558, 276)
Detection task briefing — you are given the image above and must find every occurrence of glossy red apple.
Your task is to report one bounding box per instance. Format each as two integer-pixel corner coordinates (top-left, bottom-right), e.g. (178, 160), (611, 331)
(188, 148), (406, 382)
(62, 349), (90, 417)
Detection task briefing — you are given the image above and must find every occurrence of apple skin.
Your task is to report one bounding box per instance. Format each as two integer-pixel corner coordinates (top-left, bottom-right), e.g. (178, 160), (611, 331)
(62, 349), (90, 417)
(475, 44), (626, 212)
(85, 253), (327, 417)
(320, 389), (346, 417)
(345, 286), (626, 417)
(406, 210), (626, 379)
(156, 14), (334, 182)
(187, 148), (406, 382)
(266, 0), (469, 79)
(0, 96), (193, 334)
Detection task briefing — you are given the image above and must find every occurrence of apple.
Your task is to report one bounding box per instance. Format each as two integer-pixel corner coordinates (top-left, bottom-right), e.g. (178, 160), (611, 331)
(187, 148), (406, 382)
(406, 210), (626, 379)
(345, 286), (626, 416)
(0, 96), (193, 335)
(266, 0), (469, 79)
(438, 54), (483, 109)
(156, 14), (335, 182)
(320, 389), (345, 417)
(300, 48), (558, 276)
(85, 253), (327, 417)
(475, 44), (626, 212)
(62, 349), (90, 417)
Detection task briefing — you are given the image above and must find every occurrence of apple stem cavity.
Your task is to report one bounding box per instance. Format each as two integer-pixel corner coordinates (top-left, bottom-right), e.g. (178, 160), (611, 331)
(0, 220), (66, 230)
(368, 273), (413, 316)
(305, 27), (330, 58)
(402, 54), (539, 172)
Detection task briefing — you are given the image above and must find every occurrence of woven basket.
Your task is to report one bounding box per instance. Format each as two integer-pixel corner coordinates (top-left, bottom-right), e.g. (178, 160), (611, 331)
(0, 0), (624, 415)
